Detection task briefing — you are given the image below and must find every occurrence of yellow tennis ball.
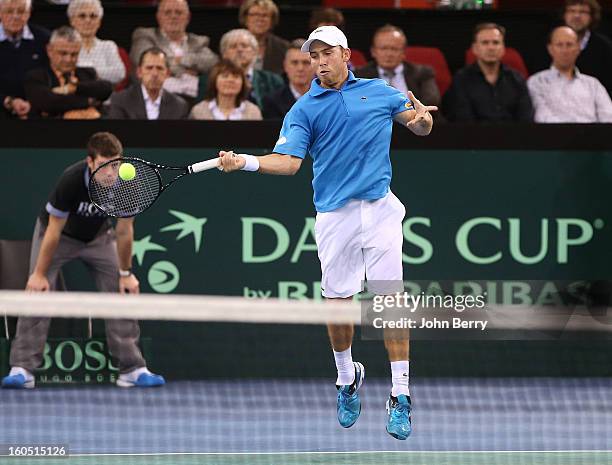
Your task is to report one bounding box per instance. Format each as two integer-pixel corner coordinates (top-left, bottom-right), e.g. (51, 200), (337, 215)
(119, 162), (136, 181)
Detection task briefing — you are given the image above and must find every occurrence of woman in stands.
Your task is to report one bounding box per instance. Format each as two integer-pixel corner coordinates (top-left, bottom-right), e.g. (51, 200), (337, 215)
(190, 60), (262, 121)
(67, 0), (126, 87)
(239, 0), (288, 75)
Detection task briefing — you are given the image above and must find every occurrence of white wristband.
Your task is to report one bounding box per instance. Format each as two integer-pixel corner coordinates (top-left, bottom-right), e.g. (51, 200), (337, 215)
(239, 154), (260, 172)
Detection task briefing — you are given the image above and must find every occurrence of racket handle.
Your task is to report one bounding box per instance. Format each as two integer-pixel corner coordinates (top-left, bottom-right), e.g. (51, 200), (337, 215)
(189, 158), (220, 174)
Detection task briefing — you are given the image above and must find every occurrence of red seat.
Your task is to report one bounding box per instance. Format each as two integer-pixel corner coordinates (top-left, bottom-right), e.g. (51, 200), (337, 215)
(115, 46), (132, 92)
(404, 46), (451, 95)
(349, 48), (367, 68)
(465, 47), (529, 79)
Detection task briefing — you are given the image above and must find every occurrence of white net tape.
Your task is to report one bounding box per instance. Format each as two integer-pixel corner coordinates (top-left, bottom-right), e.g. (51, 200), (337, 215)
(0, 290), (610, 331)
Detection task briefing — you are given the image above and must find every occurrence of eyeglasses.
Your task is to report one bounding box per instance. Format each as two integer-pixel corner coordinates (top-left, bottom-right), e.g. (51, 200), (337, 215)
(75, 12), (100, 20)
(1, 8), (29, 16)
(566, 7), (591, 15)
(247, 12), (271, 19)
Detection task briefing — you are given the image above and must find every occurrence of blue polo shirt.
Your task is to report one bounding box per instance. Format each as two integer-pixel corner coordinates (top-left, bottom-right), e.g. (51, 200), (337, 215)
(273, 71), (412, 212)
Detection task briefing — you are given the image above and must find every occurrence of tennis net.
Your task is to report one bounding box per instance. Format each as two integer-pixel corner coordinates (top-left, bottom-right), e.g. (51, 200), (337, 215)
(0, 290), (611, 465)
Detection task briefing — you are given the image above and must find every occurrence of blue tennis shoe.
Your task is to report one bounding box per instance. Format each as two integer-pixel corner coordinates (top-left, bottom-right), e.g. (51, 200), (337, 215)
(1, 367), (35, 389)
(386, 394), (412, 440)
(336, 361), (365, 428)
(116, 368), (165, 388)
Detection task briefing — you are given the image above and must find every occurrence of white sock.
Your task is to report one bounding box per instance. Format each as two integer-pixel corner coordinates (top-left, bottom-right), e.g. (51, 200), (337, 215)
(333, 348), (355, 386)
(391, 360), (410, 397)
(119, 366), (150, 382)
(9, 366), (33, 380)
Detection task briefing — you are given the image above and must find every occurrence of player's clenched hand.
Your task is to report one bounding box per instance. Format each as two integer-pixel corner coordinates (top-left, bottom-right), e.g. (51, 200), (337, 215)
(218, 150), (245, 172)
(120, 274), (140, 294)
(26, 272), (50, 292)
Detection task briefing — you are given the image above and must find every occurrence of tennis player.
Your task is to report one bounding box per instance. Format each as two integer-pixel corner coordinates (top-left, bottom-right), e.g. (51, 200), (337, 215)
(1, 132), (164, 389)
(218, 26), (436, 440)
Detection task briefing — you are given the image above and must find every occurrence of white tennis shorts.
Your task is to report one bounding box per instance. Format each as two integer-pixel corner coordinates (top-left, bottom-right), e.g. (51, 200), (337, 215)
(314, 190), (406, 298)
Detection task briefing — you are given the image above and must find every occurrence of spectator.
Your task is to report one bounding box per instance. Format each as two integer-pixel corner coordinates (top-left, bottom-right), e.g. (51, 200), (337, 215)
(239, 0), (288, 75)
(190, 59), (261, 121)
(130, 0), (218, 103)
(0, 0), (50, 119)
(108, 47), (188, 120)
(67, 0), (125, 86)
(262, 38), (312, 119)
(355, 24), (440, 109)
(443, 23), (533, 122)
(563, 0), (612, 98)
(220, 28), (283, 110)
(528, 26), (612, 123)
(308, 7), (344, 31)
(24, 26), (112, 119)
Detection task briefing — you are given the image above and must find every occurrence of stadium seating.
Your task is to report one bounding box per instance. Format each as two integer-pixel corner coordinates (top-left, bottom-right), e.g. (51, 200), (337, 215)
(405, 46), (452, 95)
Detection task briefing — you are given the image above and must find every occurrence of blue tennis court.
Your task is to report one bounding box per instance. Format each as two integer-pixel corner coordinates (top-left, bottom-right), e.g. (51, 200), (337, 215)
(1, 377), (610, 464)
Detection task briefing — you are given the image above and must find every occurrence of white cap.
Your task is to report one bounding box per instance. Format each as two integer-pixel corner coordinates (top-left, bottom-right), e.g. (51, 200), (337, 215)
(301, 26), (348, 53)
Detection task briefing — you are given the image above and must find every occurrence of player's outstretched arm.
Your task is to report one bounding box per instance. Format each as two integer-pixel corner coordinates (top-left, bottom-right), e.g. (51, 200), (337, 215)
(395, 91), (438, 136)
(218, 151), (303, 176)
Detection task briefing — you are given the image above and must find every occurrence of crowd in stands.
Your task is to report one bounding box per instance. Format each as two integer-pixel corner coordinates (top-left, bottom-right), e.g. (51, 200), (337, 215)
(1, 0), (612, 122)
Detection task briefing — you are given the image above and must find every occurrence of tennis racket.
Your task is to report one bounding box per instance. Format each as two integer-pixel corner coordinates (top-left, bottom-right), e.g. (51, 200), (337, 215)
(88, 156), (220, 217)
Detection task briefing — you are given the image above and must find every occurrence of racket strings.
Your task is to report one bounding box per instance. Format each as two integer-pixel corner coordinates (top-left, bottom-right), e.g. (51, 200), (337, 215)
(89, 160), (161, 217)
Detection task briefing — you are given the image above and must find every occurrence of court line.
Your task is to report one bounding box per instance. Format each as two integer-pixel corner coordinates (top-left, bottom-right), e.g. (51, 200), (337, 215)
(67, 450), (612, 457)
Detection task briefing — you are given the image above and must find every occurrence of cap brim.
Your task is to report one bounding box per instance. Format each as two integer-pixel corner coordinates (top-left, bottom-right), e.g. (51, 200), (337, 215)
(301, 39), (316, 53)
(301, 38), (343, 53)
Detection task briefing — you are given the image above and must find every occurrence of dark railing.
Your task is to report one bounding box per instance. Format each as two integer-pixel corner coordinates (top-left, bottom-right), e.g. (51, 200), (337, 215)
(1, 120), (611, 150)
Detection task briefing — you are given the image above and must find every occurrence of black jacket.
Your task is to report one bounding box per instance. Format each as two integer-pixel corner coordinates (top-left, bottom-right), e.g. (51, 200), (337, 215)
(577, 31), (612, 98)
(108, 84), (189, 120)
(355, 60), (441, 107)
(262, 85), (297, 119)
(0, 23), (50, 117)
(24, 66), (112, 118)
(262, 33), (290, 75)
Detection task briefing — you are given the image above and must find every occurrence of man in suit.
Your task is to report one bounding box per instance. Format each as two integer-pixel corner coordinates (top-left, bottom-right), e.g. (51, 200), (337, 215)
(262, 39), (312, 119)
(0, 0), (50, 119)
(563, 0), (612, 98)
(129, 0), (218, 103)
(108, 47), (188, 120)
(24, 26), (112, 119)
(355, 24), (440, 109)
